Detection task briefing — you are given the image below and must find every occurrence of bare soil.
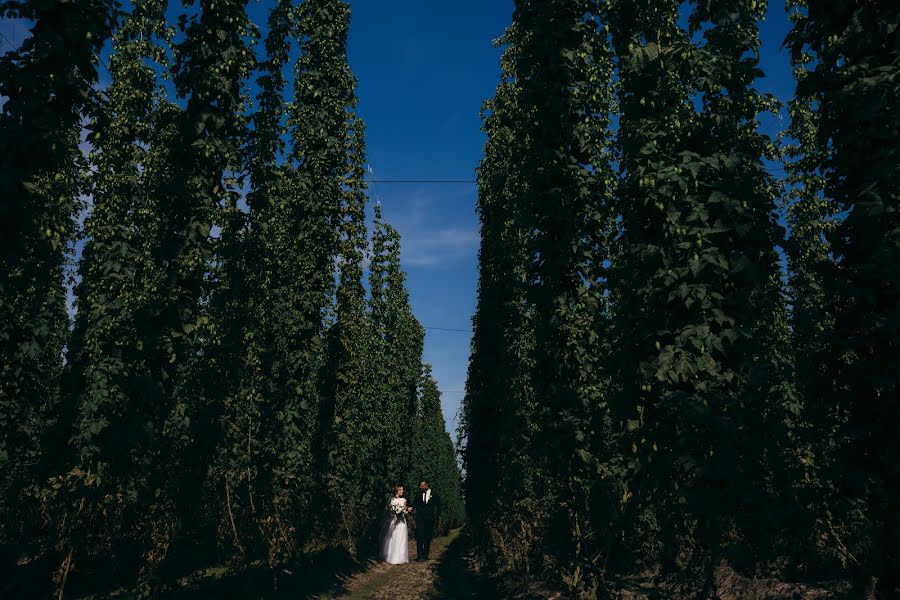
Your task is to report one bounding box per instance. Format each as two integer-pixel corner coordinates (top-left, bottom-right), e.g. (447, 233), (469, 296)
(315, 528), (500, 600)
(316, 532), (851, 600)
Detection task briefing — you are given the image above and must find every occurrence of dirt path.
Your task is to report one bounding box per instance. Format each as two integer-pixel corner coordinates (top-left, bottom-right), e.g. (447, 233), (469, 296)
(316, 528), (497, 600)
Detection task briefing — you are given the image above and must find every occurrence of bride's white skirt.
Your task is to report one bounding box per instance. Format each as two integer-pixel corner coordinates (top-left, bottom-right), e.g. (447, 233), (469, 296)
(380, 515), (409, 564)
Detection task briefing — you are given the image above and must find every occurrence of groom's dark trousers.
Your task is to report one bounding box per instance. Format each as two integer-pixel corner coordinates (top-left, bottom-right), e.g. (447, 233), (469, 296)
(412, 489), (440, 559)
(416, 515), (434, 559)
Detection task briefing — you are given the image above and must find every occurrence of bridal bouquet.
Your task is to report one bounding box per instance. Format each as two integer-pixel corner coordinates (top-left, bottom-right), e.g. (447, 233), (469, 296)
(390, 499), (407, 517)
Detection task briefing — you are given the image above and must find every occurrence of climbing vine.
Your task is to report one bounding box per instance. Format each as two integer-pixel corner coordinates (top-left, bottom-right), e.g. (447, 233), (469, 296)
(786, 1), (900, 595)
(465, 0), (898, 597)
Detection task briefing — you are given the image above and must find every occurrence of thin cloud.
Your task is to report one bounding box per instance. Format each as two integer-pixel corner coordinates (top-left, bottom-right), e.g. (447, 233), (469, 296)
(400, 226), (479, 267)
(380, 191), (479, 269)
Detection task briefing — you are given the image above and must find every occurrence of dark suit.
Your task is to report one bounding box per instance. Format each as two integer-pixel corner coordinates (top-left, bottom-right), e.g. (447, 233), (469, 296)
(411, 488), (440, 559)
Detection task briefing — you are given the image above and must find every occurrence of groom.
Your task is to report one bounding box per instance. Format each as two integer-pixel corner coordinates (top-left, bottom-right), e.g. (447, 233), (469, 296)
(411, 479), (440, 560)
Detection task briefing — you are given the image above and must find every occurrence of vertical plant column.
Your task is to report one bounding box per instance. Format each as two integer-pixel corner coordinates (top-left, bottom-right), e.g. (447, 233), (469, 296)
(611, 0), (793, 585)
(366, 202), (392, 487)
(781, 0), (837, 561)
(461, 25), (537, 560)
(279, 0), (355, 556)
(321, 109), (376, 553)
(513, 0), (616, 592)
(610, 0), (725, 576)
(140, 0), (254, 590)
(787, 1), (900, 594)
(365, 204), (425, 541)
(412, 365), (465, 534)
(683, 0), (795, 562)
(383, 222), (425, 489)
(0, 0), (115, 548)
(208, 0), (293, 563)
(53, 0), (183, 590)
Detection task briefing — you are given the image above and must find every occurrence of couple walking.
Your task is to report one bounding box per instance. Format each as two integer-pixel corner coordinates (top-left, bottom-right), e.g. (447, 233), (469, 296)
(380, 480), (440, 565)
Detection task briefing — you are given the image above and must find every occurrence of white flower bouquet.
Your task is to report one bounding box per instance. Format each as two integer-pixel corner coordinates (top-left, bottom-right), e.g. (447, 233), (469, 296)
(389, 498), (408, 517)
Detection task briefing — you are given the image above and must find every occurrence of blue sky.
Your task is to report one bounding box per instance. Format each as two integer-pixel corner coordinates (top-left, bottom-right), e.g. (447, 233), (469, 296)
(1, 1), (798, 442)
(343, 1), (514, 442)
(341, 1), (796, 443)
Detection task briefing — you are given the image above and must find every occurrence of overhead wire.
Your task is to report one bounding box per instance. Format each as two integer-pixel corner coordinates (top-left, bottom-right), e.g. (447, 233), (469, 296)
(363, 179), (476, 184)
(423, 326), (472, 333)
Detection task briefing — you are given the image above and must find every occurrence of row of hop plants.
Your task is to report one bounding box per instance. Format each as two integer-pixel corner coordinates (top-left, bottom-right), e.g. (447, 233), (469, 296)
(461, 0), (898, 598)
(0, 0), (465, 597)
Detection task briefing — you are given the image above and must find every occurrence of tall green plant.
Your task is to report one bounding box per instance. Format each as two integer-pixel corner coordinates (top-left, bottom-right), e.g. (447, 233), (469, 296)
(206, 0), (293, 565)
(273, 0), (356, 556)
(321, 109), (375, 555)
(610, 0), (792, 586)
(367, 203), (397, 488)
(384, 225), (424, 488)
(463, 5), (617, 587)
(368, 203), (425, 495)
(51, 1), (183, 591)
(461, 26), (537, 560)
(513, 0), (616, 592)
(781, 0), (837, 564)
(126, 0), (255, 590)
(786, 1), (900, 594)
(684, 0), (796, 560)
(413, 365), (465, 534)
(0, 0), (115, 550)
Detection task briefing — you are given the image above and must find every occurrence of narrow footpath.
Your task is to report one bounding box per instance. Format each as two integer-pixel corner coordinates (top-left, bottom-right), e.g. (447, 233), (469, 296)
(316, 529), (498, 600)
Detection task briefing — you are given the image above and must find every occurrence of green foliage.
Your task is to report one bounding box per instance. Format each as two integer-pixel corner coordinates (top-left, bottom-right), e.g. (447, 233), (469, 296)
(142, 0), (254, 591)
(460, 23), (540, 572)
(614, 0), (790, 585)
(514, 0), (617, 591)
(366, 204), (427, 525)
(462, 0), (618, 592)
(366, 204), (467, 546)
(236, 0), (375, 561)
(18, 0), (900, 596)
(53, 0), (183, 590)
(3, 1), (465, 596)
(413, 366), (465, 534)
(464, 0), (899, 597)
(36, 0), (255, 593)
(786, 1), (900, 595)
(206, 0), (291, 566)
(314, 0), (377, 551)
(780, 0), (840, 567)
(611, 0), (793, 582)
(0, 0), (115, 555)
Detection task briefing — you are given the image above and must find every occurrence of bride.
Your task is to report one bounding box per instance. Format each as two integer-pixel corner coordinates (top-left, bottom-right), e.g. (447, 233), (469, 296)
(380, 484), (411, 564)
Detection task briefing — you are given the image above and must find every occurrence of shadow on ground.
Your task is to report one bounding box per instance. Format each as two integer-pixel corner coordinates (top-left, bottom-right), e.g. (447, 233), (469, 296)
(167, 545), (371, 600)
(428, 529), (499, 600)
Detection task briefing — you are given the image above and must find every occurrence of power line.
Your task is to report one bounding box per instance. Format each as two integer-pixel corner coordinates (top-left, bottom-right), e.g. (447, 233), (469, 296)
(0, 29), (15, 50)
(363, 179), (476, 184)
(760, 106), (786, 136)
(364, 166), (791, 184)
(424, 326), (472, 333)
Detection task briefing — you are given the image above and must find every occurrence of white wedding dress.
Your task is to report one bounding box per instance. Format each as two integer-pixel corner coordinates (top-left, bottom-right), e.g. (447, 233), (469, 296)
(380, 496), (409, 564)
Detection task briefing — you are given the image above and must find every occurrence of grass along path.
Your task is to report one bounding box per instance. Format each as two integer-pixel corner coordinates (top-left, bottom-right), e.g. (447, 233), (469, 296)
(317, 528), (497, 600)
